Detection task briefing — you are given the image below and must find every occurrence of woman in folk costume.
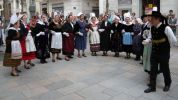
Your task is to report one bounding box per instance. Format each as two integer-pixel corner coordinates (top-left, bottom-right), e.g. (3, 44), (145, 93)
(132, 18), (143, 61)
(3, 14), (22, 76)
(74, 12), (88, 58)
(99, 15), (111, 56)
(110, 16), (124, 57)
(35, 14), (50, 64)
(88, 15), (100, 56)
(122, 12), (134, 59)
(62, 15), (75, 61)
(49, 12), (63, 62)
(19, 13), (36, 69)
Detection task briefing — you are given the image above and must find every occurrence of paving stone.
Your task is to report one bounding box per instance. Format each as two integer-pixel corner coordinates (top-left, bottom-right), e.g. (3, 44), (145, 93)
(30, 90), (64, 100)
(0, 48), (178, 100)
(111, 93), (137, 100)
(54, 93), (84, 100)
(22, 87), (49, 98)
(45, 79), (74, 90)
(57, 82), (88, 95)
(76, 84), (111, 100)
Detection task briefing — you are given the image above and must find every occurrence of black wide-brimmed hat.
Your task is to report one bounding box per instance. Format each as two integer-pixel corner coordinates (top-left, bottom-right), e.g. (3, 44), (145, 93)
(150, 11), (164, 19)
(141, 14), (148, 20)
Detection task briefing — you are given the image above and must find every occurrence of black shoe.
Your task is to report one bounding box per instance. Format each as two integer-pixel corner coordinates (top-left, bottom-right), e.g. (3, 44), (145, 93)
(16, 69), (22, 73)
(27, 63), (35, 67)
(163, 86), (170, 92)
(44, 60), (48, 63)
(82, 54), (87, 57)
(144, 87), (156, 93)
(40, 60), (45, 64)
(135, 58), (140, 61)
(68, 56), (73, 58)
(11, 72), (19, 76)
(56, 57), (62, 60)
(147, 83), (151, 87)
(52, 59), (55, 63)
(94, 53), (97, 56)
(24, 65), (30, 69)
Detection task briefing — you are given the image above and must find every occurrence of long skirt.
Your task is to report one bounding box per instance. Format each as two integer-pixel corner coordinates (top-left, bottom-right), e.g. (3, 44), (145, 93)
(62, 33), (75, 56)
(90, 44), (100, 52)
(50, 49), (61, 53)
(3, 53), (21, 67)
(132, 35), (142, 55)
(111, 34), (122, 52)
(20, 37), (36, 60)
(100, 32), (110, 51)
(75, 35), (87, 50)
(143, 43), (152, 72)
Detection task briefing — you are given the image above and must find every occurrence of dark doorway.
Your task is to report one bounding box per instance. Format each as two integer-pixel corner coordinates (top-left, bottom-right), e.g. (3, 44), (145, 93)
(92, 7), (99, 17)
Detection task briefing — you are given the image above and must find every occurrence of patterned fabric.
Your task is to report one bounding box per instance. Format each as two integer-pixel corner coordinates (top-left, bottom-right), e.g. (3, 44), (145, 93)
(3, 53), (21, 67)
(90, 44), (100, 52)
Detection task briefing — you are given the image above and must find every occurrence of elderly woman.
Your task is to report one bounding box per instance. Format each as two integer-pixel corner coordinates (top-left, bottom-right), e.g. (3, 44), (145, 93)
(3, 14), (22, 76)
(110, 16), (124, 57)
(35, 15), (50, 64)
(49, 12), (63, 62)
(99, 15), (111, 56)
(122, 13), (134, 59)
(62, 15), (75, 61)
(74, 13), (88, 58)
(88, 16), (100, 56)
(19, 13), (36, 69)
(132, 18), (143, 61)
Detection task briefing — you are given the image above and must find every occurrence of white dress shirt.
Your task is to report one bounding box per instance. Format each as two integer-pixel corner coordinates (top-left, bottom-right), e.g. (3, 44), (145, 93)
(156, 23), (177, 47)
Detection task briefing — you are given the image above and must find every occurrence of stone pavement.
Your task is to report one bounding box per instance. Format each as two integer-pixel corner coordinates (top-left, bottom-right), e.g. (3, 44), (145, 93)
(0, 48), (178, 100)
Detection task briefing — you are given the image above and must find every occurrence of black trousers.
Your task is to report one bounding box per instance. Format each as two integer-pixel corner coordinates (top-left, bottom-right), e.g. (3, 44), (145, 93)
(149, 52), (172, 89)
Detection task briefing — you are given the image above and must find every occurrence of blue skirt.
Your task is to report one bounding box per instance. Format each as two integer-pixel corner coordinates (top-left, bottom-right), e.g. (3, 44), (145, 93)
(75, 35), (87, 50)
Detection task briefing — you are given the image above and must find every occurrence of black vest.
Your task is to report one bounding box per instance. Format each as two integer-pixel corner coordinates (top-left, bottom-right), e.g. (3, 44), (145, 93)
(151, 24), (170, 54)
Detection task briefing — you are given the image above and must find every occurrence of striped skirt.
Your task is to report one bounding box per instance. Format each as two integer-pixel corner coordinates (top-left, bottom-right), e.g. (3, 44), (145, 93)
(3, 53), (21, 67)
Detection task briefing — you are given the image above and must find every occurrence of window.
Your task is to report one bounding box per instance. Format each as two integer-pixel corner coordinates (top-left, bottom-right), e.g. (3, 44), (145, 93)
(30, 0), (35, 5)
(118, 0), (132, 5)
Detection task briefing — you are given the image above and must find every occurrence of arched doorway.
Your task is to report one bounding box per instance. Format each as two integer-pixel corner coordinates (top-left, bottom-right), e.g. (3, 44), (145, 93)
(142, 0), (160, 14)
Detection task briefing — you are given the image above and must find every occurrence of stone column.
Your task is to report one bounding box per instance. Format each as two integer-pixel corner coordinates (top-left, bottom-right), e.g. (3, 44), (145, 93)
(99, 0), (104, 14)
(132, 0), (140, 17)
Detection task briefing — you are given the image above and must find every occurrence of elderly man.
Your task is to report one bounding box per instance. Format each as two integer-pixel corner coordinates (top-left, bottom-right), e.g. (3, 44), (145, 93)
(144, 10), (177, 93)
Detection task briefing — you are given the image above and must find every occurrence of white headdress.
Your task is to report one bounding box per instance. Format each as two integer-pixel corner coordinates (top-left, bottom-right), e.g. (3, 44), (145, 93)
(90, 13), (96, 18)
(10, 13), (19, 25)
(77, 12), (84, 17)
(54, 12), (58, 17)
(124, 12), (131, 20)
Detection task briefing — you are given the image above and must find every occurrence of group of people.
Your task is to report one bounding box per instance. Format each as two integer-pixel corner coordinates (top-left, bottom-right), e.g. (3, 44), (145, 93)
(2, 7), (178, 93)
